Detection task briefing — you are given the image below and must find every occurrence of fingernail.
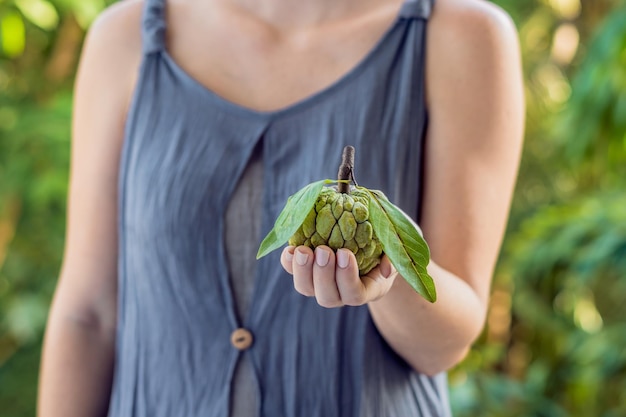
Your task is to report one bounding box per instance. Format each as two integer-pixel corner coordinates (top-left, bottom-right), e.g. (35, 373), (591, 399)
(285, 250), (293, 263)
(380, 259), (391, 278)
(295, 250), (309, 266)
(337, 250), (350, 269)
(315, 248), (329, 267)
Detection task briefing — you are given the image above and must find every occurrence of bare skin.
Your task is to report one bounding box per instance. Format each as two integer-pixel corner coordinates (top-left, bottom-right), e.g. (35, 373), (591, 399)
(281, 0), (524, 376)
(38, 0), (524, 415)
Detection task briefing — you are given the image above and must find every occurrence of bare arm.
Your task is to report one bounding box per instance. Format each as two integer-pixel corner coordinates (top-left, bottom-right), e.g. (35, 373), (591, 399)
(38, 2), (142, 416)
(281, 0), (524, 376)
(366, 0), (524, 375)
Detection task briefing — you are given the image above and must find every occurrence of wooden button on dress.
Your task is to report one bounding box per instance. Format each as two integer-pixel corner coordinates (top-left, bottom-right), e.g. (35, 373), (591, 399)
(231, 328), (254, 350)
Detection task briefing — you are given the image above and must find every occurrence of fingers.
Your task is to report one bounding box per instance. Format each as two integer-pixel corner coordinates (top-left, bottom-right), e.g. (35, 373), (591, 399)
(360, 256), (396, 302)
(284, 246), (397, 307)
(291, 246), (315, 296)
(280, 246), (295, 274)
(312, 246), (342, 308)
(334, 249), (367, 306)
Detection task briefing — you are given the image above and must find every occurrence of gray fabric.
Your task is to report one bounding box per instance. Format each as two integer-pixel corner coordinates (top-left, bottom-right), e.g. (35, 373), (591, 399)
(225, 144), (263, 417)
(225, 143), (263, 323)
(108, 0), (453, 415)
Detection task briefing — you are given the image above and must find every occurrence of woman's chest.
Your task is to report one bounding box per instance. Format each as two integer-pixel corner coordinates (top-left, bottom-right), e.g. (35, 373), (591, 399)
(163, 0), (405, 112)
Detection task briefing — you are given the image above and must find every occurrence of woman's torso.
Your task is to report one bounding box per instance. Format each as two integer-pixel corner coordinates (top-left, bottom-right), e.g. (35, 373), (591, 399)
(109, 0), (452, 415)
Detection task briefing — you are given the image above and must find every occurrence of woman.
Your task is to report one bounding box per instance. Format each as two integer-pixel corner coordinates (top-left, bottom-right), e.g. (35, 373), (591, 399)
(38, 0), (524, 415)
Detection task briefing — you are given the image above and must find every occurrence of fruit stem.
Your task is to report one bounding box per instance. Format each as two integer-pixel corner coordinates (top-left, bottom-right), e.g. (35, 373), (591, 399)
(338, 146), (356, 194)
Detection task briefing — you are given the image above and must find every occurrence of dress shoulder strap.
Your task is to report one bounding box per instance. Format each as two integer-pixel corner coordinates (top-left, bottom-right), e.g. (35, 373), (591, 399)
(139, 0), (431, 53)
(142, 0), (166, 54)
(399, 0), (434, 20)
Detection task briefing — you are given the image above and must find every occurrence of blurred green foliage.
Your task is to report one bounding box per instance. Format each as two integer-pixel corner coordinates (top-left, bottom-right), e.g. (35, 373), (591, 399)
(0, 0), (113, 414)
(0, 0), (625, 416)
(448, 1), (626, 416)
(560, 8), (626, 185)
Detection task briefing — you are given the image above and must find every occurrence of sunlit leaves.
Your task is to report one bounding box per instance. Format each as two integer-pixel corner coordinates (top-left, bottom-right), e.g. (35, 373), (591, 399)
(0, 12), (25, 57)
(55, 0), (107, 28)
(15, 0), (59, 30)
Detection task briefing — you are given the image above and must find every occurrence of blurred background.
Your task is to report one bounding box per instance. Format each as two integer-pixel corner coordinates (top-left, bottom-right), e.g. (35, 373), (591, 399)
(0, 0), (625, 415)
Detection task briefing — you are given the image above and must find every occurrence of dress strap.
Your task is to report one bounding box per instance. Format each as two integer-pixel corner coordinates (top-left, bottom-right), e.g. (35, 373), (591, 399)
(139, 0), (430, 53)
(142, 0), (166, 54)
(399, 0), (433, 19)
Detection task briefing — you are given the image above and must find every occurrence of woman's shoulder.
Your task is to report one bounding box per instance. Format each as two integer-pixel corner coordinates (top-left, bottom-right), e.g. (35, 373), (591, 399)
(87, 0), (144, 53)
(425, 0), (522, 107)
(78, 0), (145, 115)
(429, 0), (518, 54)
(86, 0), (144, 58)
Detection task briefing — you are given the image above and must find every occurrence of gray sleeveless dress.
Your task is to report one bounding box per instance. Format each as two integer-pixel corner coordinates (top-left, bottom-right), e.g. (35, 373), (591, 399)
(109, 0), (452, 415)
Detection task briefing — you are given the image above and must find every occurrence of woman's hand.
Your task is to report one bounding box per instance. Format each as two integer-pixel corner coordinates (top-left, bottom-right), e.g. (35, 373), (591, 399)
(280, 246), (396, 307)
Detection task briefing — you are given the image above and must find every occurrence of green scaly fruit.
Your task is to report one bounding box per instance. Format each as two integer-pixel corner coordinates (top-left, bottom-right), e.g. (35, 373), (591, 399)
(288, 187), (383, 275)
(256, 146), (437, 302)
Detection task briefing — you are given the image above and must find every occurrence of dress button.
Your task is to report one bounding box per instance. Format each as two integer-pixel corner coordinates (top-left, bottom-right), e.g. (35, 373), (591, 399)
(230, 328), (254, 350)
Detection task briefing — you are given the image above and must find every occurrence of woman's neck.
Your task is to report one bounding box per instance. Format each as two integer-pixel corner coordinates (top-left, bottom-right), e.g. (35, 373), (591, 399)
(212, 0), (394, 30)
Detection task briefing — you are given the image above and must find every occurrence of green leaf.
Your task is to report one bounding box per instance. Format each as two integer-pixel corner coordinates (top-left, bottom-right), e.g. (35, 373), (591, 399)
(1, 12), (26, 58)
(15, 0), (60, 31)
(365, 188), (436, 302)
(256, 179), (327, 259)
